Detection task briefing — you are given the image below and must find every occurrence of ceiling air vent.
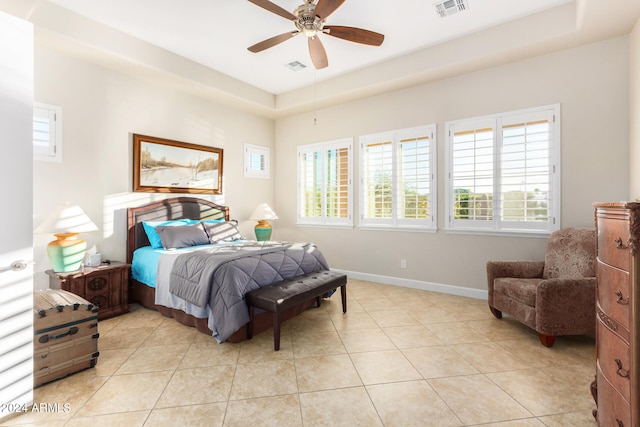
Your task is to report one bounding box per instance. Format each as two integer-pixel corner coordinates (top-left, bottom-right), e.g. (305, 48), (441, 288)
(434, 0), (469, 18)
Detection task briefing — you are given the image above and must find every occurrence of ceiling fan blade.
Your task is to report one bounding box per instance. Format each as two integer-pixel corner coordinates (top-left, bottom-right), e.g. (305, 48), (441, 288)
(314, 0), (346, 20)
(323, 26), (384, 46)
(308, 36), (328, 69)
(247, 0), (296, 21)
(248, 31), (299, 53)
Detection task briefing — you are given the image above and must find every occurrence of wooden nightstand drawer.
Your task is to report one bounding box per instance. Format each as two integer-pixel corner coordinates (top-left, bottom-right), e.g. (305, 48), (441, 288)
(46, 261), (130, 320)
(597, 217), (630, 271)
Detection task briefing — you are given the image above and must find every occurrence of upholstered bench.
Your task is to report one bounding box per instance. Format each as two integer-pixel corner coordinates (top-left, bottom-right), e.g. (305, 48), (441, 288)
(245, 270), (347, 350)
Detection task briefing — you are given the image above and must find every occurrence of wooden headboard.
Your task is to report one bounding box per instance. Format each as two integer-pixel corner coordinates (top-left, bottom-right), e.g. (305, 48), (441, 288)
(126, 197), (230, 264)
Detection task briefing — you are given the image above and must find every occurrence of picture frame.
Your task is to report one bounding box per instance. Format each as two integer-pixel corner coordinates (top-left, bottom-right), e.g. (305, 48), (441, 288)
(132, 134), (223, 194)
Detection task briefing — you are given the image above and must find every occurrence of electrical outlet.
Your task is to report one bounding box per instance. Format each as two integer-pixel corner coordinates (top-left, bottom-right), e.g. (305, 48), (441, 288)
(401, 259), (407, 268)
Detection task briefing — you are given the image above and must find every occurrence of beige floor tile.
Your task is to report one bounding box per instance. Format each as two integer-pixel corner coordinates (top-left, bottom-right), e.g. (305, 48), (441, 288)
(537, 410), (597, 426)
(98, 326), (155, 350)
(402, 345), (479, 378)
(230, 360), (298, 400)
(428, 374), (532, 425)
(238, 329), (294, 362)
(382, 324), (443, 348)
(295, 354), (362, 392)
(75, 371), (173, 416)
(466, 317), (536, 341)
(366, 380), (462, 426)
(180, 341), (240, 368)
(486, 365), (597, 416)
(357, 297), (401, 312)
(478, 419), (545, 426)
(291, 330), (346, 358)
(368, 309), (419, 328)
(141, 321), (198, 346)
(146, 403), (227, 427)
(338, 328), (395, 353)
(156, 365), (235, 407)
(451, 341), (531, 373)
(329, 311), (378, 331)
(224, 395), (302, 427)
(64, 410), (150, 427)
(93, 348), (136, 377)
(115, 343), (189, 375)
(424, 321), (491, 344)
(299, 387), (383, 427)
(350, 349), (422, 385)
(404, 306), (453, 324)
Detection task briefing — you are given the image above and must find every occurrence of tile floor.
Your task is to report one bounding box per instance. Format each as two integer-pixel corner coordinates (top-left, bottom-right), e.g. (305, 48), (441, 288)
(3, 279), (598, 426)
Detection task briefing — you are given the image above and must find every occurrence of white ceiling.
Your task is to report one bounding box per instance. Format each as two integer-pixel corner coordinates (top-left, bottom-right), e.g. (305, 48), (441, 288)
(46, 0), (575, 94)
(2, 0), (639, 116)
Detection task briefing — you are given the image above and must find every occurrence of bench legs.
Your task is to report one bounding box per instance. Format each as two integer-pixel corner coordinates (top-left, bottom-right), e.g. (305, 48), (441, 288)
(248, 283), (348, 351)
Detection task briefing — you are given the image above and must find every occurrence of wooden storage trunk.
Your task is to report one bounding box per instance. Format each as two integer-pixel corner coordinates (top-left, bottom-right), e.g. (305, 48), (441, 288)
(33, 289), (99, 387)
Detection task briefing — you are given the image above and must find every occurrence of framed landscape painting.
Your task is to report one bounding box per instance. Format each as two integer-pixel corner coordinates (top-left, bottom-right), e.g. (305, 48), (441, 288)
(133, 134), (223, 194)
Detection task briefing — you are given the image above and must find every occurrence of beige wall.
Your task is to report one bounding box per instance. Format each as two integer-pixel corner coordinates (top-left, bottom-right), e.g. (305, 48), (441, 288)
(631, 17), (640, 199)
(275, 36), (630, 296)
(32, 35), (632, 296)
(32, 43), (275, 288)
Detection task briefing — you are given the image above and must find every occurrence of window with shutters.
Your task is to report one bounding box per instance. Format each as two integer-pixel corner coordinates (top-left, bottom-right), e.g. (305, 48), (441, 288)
(297, 138), (352, 227)
(33, 102), (62, 162)
(359, 125), (437, 230)
(445, 104), (560, 235)
(244, 143), (269, 179)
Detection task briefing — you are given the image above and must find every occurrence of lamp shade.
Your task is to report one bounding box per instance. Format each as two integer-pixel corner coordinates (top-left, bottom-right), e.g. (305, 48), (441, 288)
(249, 203), (278, 221)
(34, 204), (98, 234)
(35, 204), (98, 273)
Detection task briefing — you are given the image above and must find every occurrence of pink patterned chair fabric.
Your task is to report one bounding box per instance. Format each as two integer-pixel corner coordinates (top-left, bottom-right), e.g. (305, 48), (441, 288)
(486, 228), (597, 347)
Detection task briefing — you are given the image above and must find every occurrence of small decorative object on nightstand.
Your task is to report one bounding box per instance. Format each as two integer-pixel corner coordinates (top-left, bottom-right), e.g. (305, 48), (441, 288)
(249, 202), (278, 241)
(46, 261), (130, 320)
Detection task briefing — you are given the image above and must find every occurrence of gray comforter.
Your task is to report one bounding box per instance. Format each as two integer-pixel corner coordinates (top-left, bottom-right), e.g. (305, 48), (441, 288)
(169, 241), (329, 341)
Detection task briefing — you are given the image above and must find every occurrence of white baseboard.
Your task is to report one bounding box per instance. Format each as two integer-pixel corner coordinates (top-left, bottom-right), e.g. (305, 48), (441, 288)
(332, 269), (488, 301)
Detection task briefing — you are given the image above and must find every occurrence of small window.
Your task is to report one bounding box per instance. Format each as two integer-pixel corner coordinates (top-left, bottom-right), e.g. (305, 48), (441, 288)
(244, 143), (270, 179)
(33, 102), (62, 162)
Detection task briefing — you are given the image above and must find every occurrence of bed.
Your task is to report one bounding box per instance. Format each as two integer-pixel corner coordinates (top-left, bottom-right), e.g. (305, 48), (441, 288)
(126, 197), (329, 343)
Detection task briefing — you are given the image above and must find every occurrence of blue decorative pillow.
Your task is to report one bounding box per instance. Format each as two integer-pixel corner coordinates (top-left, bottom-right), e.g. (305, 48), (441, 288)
(186, 218), (226, 226)
(142, 219), (191, 249)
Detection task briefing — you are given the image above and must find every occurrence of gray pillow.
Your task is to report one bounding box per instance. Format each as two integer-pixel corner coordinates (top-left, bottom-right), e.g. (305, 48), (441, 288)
(202, 221), (243, 244)
(155, 223), (209, 249)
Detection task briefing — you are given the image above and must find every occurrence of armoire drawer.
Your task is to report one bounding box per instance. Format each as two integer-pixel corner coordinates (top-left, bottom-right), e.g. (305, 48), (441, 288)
(597, 260), (631, 332)
(596, 366), (631, 427)
(597, 217), (630, 271)
(597, 319), (631, 403)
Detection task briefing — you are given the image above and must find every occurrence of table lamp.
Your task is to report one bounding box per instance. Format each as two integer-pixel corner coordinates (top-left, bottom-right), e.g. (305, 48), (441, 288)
(249, 203), (278, 241)
(34, 204), (98, 272)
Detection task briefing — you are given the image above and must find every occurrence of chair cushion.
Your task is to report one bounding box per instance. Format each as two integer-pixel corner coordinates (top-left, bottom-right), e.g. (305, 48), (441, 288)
(543, 228), (596, 279)
(493, 277), (541, 307)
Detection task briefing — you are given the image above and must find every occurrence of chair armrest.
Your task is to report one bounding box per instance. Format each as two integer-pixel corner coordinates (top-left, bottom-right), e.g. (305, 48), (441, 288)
(535, 277), (597, 336)
(486, 261), (545, 306)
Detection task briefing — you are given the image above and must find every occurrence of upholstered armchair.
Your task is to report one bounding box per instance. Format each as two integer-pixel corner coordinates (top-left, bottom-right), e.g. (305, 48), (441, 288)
(486, 228), (596, 347)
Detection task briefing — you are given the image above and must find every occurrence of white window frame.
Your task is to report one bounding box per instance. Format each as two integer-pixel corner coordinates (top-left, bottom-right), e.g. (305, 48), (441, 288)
(444, 104), (561, 236)
(244, 143), (270, 179)
(297, 138), (353, 228)
(359, 125), (437, 231)
(33, 102), (62, 162)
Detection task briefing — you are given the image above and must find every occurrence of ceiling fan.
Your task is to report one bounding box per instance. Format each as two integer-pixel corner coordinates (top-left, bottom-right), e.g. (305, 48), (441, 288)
(247, 0), (385, 69)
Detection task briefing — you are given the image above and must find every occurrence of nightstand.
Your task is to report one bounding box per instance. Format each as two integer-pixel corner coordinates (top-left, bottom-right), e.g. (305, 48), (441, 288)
(46, 261), (130, 320)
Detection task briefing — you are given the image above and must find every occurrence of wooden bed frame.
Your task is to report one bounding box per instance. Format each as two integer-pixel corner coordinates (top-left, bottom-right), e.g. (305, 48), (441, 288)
(126, 196), (313, 343)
